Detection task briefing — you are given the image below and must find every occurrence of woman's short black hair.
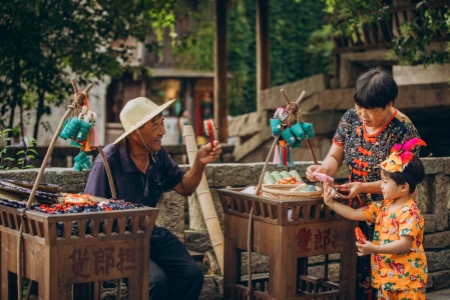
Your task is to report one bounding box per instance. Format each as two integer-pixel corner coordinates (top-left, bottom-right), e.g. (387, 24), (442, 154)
(354, 67), (398, 109)
(381, 155), (425, 194)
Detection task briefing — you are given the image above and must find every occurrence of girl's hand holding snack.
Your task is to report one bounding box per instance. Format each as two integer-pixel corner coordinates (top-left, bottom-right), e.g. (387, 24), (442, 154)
(356, 240), (378, 256)
(354, 227), (378, 255)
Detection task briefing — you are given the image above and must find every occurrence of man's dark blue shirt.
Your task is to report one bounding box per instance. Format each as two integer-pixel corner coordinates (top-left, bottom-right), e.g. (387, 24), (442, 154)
(84, 141), (185, 207)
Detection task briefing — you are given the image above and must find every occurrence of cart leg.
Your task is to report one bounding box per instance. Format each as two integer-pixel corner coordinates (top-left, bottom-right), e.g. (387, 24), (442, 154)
(1, 258), (13, 299)
(269, 230), (297, 299)
(128, 268), (149, 300)
(224, 216), (240, 300)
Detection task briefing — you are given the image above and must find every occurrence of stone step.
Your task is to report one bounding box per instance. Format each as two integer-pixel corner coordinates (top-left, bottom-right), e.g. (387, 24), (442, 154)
(427, 288), (450, 300)
(189, 249), (205, 262)
(199, 275), (223, 300)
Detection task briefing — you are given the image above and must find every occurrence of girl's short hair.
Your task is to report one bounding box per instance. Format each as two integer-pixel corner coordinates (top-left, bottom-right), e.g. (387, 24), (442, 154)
(381, 155), (425, 193)
(354, 67), (398, 109)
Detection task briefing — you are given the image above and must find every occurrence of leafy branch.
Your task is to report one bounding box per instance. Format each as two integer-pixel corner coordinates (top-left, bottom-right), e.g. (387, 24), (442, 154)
(0, 128), (37, 170)
(0, 128), (16, 170)
(15, 138), (37, 169)
(325, 0), (450, 66)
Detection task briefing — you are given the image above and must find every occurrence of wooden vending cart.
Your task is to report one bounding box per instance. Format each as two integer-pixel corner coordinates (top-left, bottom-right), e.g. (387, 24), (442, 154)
(0, 80), (158, 300)
(218, 189), (357, 300)
(218, 90), (357, 300)
(0, 203), (157, 299)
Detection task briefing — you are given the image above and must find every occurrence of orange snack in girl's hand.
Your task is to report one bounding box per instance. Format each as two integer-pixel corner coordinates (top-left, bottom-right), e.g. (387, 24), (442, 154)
(355, 227), (366, 244)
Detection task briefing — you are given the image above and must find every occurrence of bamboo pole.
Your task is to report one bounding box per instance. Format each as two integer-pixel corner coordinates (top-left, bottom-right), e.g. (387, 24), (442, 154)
(255, 134), (280, 195)
(183, 125), (224, 274)
(97, 146), (117, 199)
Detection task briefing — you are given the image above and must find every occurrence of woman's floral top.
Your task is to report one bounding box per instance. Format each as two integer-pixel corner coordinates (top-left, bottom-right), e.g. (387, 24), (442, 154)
(362, 198), (428, 292)
(333, 108), (419, 199)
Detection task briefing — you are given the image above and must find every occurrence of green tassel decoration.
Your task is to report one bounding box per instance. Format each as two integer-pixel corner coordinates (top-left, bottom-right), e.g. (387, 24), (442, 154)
(301, 122), (315, 139)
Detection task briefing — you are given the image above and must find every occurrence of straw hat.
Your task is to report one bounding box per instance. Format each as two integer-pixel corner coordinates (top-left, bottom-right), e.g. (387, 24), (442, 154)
(113, 97), (176, 144)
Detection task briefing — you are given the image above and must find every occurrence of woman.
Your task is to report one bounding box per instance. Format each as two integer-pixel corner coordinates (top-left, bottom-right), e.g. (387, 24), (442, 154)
(306, 67), (420, 299)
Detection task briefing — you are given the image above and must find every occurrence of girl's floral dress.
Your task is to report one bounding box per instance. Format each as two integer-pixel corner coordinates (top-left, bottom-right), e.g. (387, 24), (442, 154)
(362, 198), (428, 294)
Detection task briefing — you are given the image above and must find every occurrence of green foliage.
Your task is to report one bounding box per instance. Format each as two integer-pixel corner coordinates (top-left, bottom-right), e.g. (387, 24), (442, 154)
(324, 0), (450, 66)
(228, 0), (256, 115)
(0, 0), (177, 138)
(16, 138), (37, 169)
(268, 0), (332, 86)
(390, 2), (450, 66)
(0, 128), (37, 170)
(0, 128), (15, 170)
(305, 25), (335, 76)
(172, 2), (215, 70)
(324, 0), (389, 37)
(172, 0), (332, 116)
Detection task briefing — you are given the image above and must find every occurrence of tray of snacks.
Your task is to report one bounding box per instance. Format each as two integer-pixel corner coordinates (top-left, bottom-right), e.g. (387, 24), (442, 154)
(261, 170), (322, 200)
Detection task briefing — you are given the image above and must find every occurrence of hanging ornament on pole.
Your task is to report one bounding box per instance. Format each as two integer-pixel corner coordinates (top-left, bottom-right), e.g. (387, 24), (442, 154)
(269, 90), (317, 167)
(58, 80), (100, 172)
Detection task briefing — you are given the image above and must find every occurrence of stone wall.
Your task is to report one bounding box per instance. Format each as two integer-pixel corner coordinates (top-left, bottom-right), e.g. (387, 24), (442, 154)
(1, 157), (449, 298)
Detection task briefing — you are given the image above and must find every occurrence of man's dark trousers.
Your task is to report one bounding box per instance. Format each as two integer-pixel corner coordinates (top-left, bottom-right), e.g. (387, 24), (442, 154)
(149, 226), (204, 300)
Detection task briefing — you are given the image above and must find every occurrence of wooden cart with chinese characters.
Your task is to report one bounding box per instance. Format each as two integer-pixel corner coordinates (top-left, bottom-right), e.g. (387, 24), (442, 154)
(218, 188), (357, 300)
(0, 79), (159, 300)
(0, 200), (157, 299)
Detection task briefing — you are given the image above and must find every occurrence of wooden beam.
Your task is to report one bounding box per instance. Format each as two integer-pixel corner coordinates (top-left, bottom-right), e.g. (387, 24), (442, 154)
(317, 83), (450, 111)
(214, 0), (229, 143)
(256, 0), (270, 99)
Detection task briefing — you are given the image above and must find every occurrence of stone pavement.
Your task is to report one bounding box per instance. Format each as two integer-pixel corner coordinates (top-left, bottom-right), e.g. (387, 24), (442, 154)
(427, 288), (450, 300)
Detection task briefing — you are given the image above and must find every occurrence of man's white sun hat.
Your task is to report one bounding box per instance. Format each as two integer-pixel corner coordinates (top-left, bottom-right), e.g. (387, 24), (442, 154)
(113, 97), (176, 144)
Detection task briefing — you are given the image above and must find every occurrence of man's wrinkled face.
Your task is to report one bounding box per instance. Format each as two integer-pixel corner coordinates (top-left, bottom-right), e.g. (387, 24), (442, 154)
(138, 116), (165, 152)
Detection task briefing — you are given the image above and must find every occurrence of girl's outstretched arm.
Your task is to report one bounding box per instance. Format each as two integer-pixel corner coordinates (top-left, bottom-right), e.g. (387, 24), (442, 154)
(356, 236), (413, 256)
(323, 182), (368, 221)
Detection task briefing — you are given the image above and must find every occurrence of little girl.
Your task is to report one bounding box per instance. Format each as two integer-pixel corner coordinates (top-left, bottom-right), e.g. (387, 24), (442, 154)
(323, 138), (428, 300)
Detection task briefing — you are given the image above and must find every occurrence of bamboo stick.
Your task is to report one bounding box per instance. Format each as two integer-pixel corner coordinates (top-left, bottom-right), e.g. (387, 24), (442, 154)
(71, 79), (79, 93)
(97, 146), (117, 199)
(183, 125), (224, 274)
(255, 134), (280, 195)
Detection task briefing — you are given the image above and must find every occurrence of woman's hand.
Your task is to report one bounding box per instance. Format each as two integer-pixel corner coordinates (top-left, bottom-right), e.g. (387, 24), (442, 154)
(323, 182), (335, 207)
(306, 165), (330, 181)
(339, 182), (364, 199)
(356, 240), (377, 256)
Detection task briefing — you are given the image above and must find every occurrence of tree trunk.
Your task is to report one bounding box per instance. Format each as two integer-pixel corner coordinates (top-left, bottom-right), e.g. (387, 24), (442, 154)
(19, 101), (26, 147)
(8, 102), (16, 132)
(33, 90), (45, 140)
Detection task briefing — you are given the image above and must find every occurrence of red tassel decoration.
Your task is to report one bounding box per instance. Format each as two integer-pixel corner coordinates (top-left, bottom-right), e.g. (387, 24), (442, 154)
(280, 140), (287, 166)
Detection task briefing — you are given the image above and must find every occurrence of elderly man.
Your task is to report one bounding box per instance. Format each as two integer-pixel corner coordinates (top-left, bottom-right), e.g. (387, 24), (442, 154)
(85, 97), (222, 300)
